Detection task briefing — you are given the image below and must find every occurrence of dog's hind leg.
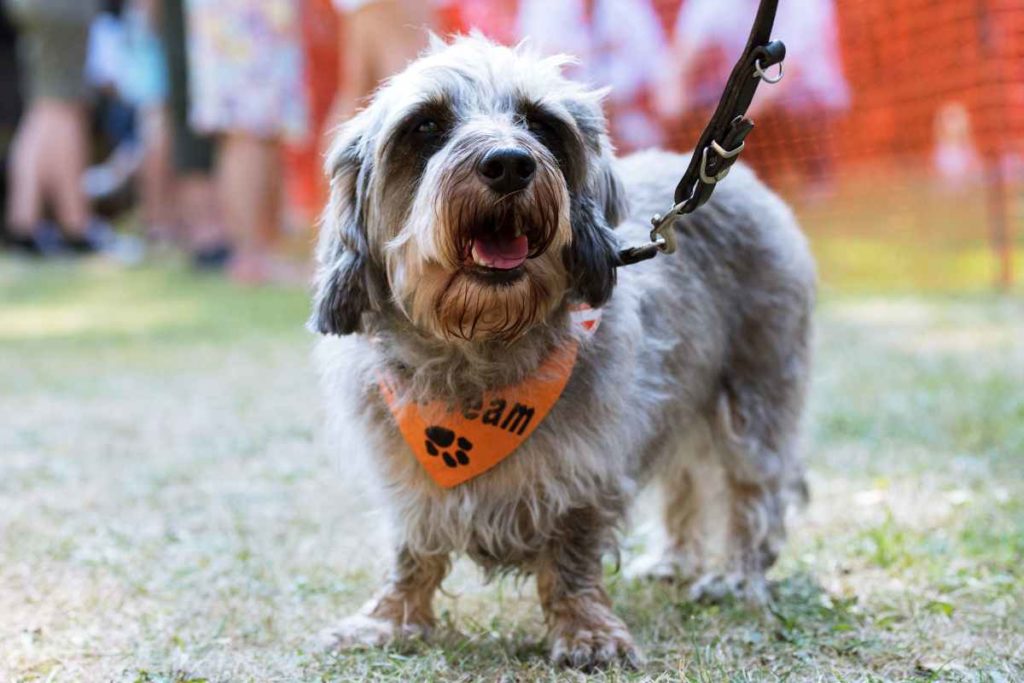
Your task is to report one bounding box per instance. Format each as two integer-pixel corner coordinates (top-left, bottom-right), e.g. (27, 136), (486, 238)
(690, 353), (810, 605)
(536, 506), (642, 670)
(319, 547), (450, 650)
(627, 428), (717, 584)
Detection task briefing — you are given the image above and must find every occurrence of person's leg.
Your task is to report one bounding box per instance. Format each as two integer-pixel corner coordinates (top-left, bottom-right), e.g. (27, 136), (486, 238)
(367, 0), (433, 78)
(328, 0), (434, 128)
(139, 106), (176, 242)
(4, 0), (99, 252)
(5, 102), (45, 236)
(259, 140), (284, 248)
(217, 132), (282, 282)
(164, 0), (229, 263)
(177, 173), (219, 244)
(42, 99), (90, 236)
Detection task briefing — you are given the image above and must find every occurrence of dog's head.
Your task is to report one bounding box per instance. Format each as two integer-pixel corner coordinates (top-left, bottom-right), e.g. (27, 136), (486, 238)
(311, 35), (626, 342)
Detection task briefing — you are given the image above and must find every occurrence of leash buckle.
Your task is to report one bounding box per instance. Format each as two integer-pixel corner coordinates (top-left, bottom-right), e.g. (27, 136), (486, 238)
(645, 135), (747, 257)
(648, 204), (684, 255)
(699, 139), (746, 185)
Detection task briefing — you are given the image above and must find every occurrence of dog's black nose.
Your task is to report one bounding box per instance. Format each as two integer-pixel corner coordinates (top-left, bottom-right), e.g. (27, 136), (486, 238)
(477, 148), (536, 194)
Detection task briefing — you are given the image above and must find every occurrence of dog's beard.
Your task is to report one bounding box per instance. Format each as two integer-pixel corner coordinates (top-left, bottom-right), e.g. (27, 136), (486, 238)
(392, 162), (571, 342)
(430, 255), (566, 341)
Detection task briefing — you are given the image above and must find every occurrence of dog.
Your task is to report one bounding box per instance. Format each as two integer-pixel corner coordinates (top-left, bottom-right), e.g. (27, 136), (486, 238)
(311, 35), (815, 669)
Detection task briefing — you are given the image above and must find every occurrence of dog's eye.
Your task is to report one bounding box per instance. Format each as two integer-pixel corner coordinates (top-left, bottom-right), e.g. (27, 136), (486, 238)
(526, 117), (553, 136)
(415, 119), (440, 136)
(523, 114), (569, 170)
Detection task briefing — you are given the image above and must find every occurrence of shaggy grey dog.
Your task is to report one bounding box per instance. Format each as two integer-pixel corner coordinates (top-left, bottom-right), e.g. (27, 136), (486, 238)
(312, 35), (815, 669)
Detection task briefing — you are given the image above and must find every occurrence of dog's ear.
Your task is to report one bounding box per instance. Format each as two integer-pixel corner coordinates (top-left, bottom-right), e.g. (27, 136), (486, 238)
(565, 151), (626, 308)
(594, 157), (627, 227)
(309, 115), (378, 336)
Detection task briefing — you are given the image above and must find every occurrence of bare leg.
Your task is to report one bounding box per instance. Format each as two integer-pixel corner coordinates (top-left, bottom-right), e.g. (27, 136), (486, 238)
(536, 508), (640, 670)
(139, 107), (176, 240)
(5, 103), (46, 235)
(216, 132), (282, 283)
(320, 548), (449, 649)
(327, 0), (434, 130)
(261, 146), (283, 246)
(176, 173), (224, 250)
(42, 100), (90, 236)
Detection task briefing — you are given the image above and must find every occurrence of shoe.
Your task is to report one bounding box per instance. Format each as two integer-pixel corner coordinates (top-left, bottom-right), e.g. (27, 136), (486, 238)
(191, 243), (233, 271)
(61, 220), (146, 265)
(61, 220), (116, 254)
(1, 229), (44, 256)
(1, 223), (64, 257)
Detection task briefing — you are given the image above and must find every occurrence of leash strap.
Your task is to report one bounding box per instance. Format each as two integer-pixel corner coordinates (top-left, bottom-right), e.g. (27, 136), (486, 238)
(617, 0), (787, 266)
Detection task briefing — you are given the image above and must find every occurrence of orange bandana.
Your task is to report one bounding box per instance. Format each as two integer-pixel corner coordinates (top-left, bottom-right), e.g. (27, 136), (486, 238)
(379, 307), (601, 488)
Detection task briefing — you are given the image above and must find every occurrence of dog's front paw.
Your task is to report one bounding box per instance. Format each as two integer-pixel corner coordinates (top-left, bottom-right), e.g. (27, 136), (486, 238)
(548, 606), (642, 671)
(318, 613), (430, 651)
(688, 571), (769, 605)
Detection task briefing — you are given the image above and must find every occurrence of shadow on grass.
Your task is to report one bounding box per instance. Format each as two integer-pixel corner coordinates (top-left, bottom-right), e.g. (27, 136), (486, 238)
(302, 572), (880, 682)
(619, 572), (878, 678)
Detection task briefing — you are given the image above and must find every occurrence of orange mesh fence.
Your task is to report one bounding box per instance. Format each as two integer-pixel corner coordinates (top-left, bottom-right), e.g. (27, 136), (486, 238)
(647, 0), (1024, 291)
(292, 0), (1023, 291)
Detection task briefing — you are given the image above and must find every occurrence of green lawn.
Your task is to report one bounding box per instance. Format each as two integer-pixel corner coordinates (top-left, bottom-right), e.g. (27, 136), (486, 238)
(1, 256), (1022, 682)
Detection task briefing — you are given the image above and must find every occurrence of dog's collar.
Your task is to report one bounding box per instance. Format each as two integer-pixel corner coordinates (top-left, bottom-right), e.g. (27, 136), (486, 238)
(378, 306), (602, 488)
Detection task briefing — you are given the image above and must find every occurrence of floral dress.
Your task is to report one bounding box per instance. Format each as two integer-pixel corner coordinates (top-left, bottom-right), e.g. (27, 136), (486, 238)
(184, 0), (308, 141)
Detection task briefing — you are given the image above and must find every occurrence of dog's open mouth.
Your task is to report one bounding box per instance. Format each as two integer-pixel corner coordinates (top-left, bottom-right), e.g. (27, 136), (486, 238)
(461, 220), (540, 284)
(469, 224), (529, 271)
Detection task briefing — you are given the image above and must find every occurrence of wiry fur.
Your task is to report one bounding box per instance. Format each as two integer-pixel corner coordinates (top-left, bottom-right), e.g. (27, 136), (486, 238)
(312, 35), (816, 668)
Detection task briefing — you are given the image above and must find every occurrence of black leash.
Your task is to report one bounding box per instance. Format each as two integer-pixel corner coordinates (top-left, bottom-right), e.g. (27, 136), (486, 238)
(617, 0), (787, 266)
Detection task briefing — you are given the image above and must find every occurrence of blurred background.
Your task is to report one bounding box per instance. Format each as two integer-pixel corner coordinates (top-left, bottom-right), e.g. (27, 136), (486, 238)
(0, 0), (1020, 290)
(1, 2), (1022, 681)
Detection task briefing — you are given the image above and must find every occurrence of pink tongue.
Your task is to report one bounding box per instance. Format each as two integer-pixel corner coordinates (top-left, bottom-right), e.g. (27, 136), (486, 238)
(472, 233), (529, 270)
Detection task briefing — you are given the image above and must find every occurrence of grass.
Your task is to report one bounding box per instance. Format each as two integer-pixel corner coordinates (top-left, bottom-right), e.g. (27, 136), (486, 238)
(1, 252), (1022, 682)
(790, 170), (1024, 296)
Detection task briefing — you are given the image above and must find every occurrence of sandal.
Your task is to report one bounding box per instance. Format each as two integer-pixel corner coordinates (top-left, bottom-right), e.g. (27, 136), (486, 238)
(1, 223), (64, 257)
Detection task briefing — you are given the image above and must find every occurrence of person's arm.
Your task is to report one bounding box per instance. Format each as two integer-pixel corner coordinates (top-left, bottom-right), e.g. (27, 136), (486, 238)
(653, 0), (716, 120)
(653, 39), (702, 121)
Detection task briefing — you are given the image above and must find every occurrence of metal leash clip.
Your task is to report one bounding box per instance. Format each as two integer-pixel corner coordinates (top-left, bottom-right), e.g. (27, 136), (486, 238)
(648, 203), (684, 255)
(646, 135), (746, 257)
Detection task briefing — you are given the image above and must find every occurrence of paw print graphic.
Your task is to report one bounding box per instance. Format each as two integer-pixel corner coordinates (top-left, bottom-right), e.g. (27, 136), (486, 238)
(424, 426), (473, 469)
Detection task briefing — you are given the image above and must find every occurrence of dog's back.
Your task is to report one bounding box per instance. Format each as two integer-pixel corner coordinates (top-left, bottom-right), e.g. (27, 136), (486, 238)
(617, 149), (816, 301)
